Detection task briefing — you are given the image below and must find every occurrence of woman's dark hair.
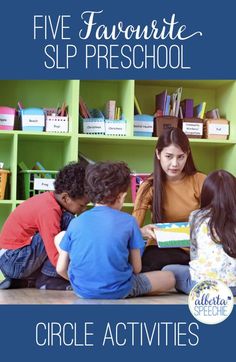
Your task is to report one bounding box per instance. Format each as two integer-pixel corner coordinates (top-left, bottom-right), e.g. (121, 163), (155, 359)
(144, 127), (197, 222)
(54, 162), (86, 199)
(85, 161), (131, 205)
(199, 169), (236, 257)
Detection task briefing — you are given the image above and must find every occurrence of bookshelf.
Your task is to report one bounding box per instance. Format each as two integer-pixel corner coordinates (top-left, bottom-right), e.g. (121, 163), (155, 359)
(1, 79), (236, 228)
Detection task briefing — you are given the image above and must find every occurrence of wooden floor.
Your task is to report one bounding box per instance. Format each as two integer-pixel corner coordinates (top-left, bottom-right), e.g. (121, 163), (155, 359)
(0, 288), (189, 304)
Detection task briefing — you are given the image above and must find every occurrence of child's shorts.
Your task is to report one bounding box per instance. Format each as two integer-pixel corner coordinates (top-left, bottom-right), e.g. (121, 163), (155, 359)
(127, 273), (152, 297)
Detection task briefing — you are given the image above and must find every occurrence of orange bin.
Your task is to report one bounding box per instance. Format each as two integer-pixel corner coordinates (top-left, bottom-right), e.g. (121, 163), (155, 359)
(0, 170), (10, 200)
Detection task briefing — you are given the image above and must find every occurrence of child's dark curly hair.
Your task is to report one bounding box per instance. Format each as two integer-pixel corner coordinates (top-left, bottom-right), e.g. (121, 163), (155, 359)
(85, 162), (131, 204)
(54, 162), (86, 199)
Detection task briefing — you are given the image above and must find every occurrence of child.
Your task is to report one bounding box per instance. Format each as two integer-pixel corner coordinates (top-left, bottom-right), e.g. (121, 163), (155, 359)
(163, 170), (236, 296)
(0, 162), (88, 290)
(55, 161), (175, 299)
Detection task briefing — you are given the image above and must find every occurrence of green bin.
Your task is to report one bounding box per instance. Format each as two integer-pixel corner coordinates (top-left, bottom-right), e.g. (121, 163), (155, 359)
(18, 170), (58, 199)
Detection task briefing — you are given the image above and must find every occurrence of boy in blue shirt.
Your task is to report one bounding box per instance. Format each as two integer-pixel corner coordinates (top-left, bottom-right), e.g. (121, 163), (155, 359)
(55, 162), (175, 299)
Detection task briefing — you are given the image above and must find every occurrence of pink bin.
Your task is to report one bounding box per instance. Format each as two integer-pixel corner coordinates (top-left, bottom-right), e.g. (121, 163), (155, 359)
(130, 173), (150, 202)
(0, 106), (16, 130)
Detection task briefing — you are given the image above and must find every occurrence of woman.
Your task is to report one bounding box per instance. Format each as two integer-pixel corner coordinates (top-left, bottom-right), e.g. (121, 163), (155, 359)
(133, 127), (206, 271)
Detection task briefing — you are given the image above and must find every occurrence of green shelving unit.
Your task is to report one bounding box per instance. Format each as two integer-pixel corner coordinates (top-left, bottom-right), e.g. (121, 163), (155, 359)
(0, 79), (236, 228)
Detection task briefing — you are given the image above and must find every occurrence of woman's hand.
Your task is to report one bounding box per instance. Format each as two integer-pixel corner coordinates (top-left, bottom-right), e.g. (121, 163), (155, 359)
(141, 224), (159, 240)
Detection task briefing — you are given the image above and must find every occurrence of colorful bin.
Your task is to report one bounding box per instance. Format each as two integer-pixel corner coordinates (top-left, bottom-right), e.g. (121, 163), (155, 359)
(0, 170), (10, 200)
(134, 114), (154, 137)
(18, 170), (57, 199)
(20, 108), (45, 132)
(130, 173), (150, 202)
(0, 107), (16, 130)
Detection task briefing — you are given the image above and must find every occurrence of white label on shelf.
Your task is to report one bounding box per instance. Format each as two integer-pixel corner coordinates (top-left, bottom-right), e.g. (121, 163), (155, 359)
(105, 121), (126, 135)
(46, 116), (68, 133)
(208, 123), (229, 135)
(22, 115), (45, 127)
(183, 122), (203, 135)
(34, 178), (55, 191)
(134, 121), (153, 133)
(83, 121), (105, 133)
(0, 114), (15, 126)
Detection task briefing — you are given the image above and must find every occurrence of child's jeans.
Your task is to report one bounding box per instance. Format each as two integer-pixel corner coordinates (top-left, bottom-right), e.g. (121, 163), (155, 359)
(162, 264), (236, 296)
(0, 212), (74, 279)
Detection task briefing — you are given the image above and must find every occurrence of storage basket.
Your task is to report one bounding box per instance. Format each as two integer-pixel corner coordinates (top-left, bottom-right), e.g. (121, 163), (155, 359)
(80, 117), (105, 135)
(105, 119), (127, 136)
(134, 114), (154, 137)
(18, 170), (58, 199)
(203, 119), (229, 139)
(130, 173), (150, 202)
(0, 107), (17, 130)
(181, 118), (203, 138)
(45, 115), (69, 133)
(153, 116), (179, 137)
(20, 108), (45, 132)
(0, 170), (10, 200)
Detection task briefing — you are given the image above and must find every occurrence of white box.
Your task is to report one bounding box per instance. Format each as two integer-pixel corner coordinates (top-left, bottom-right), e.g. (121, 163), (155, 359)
(105, 120), (126, 136)
(82, 118), (105, 134)
(46, 116), (69, 133)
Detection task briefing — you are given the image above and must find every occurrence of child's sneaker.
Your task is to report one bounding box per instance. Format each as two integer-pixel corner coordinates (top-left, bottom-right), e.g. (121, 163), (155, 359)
(35, 273), (72, 290)
(0, 270), (12, 289)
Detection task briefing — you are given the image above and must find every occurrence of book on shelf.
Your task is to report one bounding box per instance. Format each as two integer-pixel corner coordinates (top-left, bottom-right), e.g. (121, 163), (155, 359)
(205, 108), (220, 119)
(33, 161), (52, 178)
(174, 87), (183, 117)
(154, 222), (190, 248)
(180, 99), (194, 118)
(155, 90), (167, 116)
(106, 100), (116, 120)
(115, 107), (121, 120)
(156, 88), (182, 118)
(79, 97), (91, 119)
(164, 95), (171, 116)
(194, 102), (206, 119)
(78, 152), (96, 166)
(134, 95), (142, 115)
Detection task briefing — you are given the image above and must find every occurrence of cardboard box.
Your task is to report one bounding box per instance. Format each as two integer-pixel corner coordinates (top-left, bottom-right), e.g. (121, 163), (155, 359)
(154, 116), (179, 137)
(204, 119), (229, 139)
(182, 118), (203, 138)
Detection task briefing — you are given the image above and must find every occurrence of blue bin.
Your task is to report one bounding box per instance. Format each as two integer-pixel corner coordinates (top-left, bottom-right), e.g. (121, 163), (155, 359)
(21, 108), (45, 132)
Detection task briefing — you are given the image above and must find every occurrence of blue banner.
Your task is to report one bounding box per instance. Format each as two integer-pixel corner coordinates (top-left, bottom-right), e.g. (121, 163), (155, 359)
(0, 305), (235, 361)
(0, 0), (235, 79)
